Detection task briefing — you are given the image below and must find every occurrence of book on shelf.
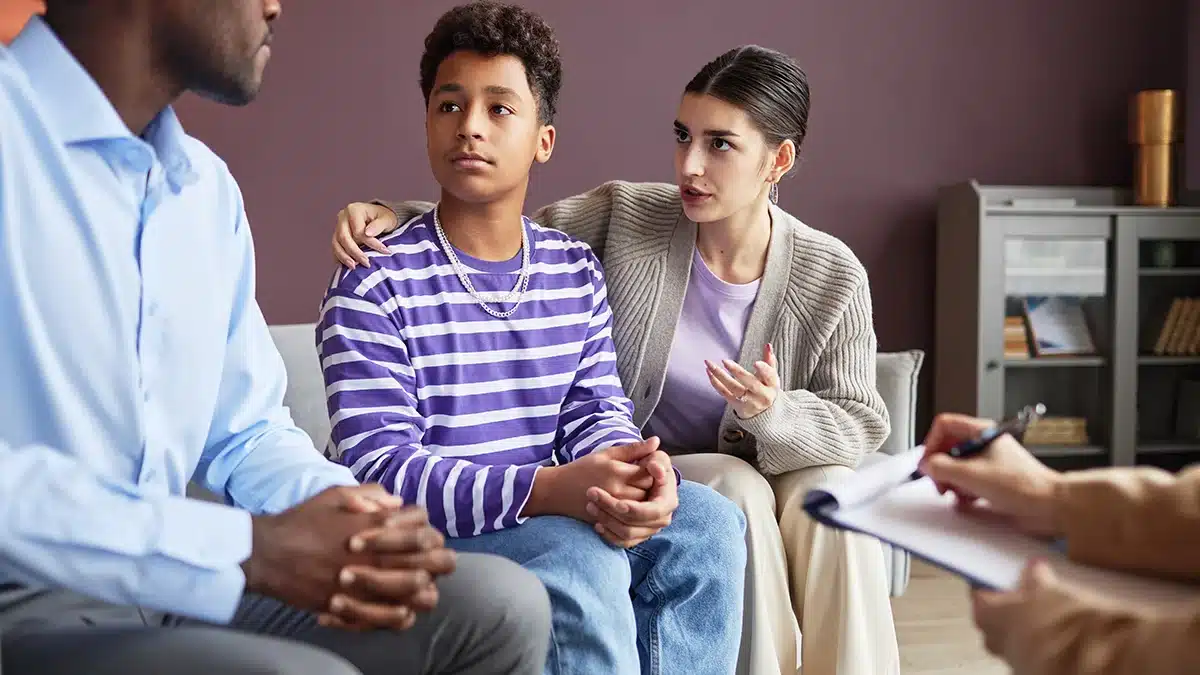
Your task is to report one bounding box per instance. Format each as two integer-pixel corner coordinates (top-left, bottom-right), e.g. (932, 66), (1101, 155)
(1023, 416), (1090, 446)
(1003, 315), (1030, 359)
(1147, 296), (1200, 356)
(1170, 298), (1196, 355)
(1151, 297), (1183, 355)
(1023, 296), (1095, 357)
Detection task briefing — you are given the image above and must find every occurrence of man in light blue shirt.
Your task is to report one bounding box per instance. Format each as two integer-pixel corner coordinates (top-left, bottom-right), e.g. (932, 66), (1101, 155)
(0, 2), (549, 674)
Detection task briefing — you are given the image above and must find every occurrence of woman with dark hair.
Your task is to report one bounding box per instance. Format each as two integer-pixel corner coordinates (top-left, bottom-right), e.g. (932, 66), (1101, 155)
(333, 45), (899, 675)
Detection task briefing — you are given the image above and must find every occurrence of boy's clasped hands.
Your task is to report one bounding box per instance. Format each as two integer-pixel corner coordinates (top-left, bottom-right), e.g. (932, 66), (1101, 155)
(525, 436), (678, 548)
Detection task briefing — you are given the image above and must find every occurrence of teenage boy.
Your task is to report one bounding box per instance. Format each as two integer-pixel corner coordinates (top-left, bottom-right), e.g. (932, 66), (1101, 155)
(317, 3), (746, 673)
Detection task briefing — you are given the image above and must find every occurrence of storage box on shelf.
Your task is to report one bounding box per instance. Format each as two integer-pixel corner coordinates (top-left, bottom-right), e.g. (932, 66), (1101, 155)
(935, 181), (1200, 470)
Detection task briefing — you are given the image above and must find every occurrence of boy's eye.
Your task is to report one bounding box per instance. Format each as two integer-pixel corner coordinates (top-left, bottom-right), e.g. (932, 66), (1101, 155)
(439, 101), (460, 112)
(674, 128), (690, 143)
(711, 138), (732, 151)
(491, 105), (513, 116)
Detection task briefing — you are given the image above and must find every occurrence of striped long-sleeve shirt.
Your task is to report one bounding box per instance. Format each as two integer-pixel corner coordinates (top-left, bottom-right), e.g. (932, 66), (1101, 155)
(317, 209), (643, 537)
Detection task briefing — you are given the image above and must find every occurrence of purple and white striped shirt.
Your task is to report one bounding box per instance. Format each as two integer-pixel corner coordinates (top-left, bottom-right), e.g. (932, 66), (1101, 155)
(317, 209), (643, 537)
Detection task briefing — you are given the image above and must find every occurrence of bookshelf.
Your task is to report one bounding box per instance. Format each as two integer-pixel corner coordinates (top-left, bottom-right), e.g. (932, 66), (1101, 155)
(934, 181), (1200, 470)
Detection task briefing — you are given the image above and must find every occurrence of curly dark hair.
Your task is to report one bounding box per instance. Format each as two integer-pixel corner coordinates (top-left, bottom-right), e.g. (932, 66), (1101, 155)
(419, 2), (563, 125)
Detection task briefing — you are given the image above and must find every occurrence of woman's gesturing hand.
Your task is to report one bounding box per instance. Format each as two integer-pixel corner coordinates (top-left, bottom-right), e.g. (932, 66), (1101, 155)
(706, 343), (779, 419)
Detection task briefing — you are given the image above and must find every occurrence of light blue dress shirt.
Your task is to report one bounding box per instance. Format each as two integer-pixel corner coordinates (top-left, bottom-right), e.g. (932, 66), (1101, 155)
(0, 18), (357, 623)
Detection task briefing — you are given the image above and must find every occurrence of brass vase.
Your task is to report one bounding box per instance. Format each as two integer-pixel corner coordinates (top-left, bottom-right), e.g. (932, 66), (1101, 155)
(1130, 89), (1179, 207)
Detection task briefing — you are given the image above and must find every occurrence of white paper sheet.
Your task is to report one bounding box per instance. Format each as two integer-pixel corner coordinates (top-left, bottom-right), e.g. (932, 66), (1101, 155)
(807, 451), (1200, 605)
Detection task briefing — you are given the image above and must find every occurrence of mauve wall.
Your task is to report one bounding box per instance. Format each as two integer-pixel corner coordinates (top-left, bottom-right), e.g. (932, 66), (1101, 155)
(1189, 0), (1200, 192)
(174, 1), (1184, 422)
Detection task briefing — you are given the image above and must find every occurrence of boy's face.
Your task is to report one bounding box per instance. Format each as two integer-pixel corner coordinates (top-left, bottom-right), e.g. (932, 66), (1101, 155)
(426, 51), (555, 205)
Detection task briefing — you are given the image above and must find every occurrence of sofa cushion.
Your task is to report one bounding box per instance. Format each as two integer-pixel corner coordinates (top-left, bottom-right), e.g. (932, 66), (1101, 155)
(270, 323), (332, 452)
(875, 350), (925, 455)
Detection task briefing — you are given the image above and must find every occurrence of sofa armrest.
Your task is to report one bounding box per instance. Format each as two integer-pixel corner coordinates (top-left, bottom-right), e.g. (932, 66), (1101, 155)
(870, 350), (924, 596)
(874, 350), (925, 455)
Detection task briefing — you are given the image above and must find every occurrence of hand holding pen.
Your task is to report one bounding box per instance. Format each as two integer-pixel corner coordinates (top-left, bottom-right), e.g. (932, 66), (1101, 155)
(918, 405), (1064, 539)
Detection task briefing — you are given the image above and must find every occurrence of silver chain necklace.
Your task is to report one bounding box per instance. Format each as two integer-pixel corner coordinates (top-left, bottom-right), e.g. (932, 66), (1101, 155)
(433, 204), (531, 319)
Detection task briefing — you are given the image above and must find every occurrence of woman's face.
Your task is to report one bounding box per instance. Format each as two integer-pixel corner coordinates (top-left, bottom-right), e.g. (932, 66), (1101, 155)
(673, 92), (779, 224)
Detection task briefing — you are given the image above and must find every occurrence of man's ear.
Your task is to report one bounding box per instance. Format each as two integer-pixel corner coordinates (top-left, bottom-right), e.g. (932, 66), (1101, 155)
(535, 124), (556, 164)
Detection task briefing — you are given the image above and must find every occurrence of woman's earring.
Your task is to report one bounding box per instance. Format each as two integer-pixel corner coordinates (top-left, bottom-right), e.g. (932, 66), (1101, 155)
(769, 182), (779, 205)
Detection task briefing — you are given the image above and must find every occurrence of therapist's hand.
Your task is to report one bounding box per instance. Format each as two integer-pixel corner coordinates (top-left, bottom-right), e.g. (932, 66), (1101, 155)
(972, 558), (1073, 672)
(918, 413), (1063, 539)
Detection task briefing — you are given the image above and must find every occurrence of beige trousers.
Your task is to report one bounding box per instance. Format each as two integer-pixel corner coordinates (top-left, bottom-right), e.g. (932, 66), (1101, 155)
(673, 454), (900, 675)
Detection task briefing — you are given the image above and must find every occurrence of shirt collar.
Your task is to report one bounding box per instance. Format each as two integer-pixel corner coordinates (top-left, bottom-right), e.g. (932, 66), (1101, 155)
(141, 106), (199, 192)
(10, 16), (198, 191)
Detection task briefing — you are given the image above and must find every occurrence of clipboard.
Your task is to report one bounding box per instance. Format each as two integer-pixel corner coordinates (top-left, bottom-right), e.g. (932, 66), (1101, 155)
(803, 448), (1200, 604)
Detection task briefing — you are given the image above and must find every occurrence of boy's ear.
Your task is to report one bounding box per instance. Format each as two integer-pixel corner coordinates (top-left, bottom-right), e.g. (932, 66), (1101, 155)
(534, 124), (556, 164)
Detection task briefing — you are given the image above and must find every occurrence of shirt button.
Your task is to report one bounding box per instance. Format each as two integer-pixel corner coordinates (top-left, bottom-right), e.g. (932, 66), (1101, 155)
(722, 429), (745, 444)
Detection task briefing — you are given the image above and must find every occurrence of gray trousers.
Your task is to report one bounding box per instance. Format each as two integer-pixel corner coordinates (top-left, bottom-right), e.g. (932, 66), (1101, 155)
(0, 552), (550, 675)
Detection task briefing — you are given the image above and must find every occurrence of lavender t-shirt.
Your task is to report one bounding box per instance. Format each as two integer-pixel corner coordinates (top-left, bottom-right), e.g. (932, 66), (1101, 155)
(644, 248), (761, 450)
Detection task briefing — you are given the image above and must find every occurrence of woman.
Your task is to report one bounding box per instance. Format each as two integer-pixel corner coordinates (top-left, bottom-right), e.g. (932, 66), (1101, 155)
(332, 46), (898, 675)
(921, 413), (1200, 675)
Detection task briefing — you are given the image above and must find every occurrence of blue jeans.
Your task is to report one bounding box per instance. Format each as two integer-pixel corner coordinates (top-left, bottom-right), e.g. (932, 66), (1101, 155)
(447, 480), (746, 675)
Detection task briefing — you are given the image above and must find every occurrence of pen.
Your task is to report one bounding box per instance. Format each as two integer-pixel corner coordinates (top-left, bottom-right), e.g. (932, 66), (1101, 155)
(910, 403), (1046, 479)
(948, 403), (1046, 459)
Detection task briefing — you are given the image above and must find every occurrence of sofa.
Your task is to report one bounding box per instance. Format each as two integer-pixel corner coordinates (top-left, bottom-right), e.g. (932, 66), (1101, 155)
(192, 324), (925, 596)
(258, 323), (925, 597)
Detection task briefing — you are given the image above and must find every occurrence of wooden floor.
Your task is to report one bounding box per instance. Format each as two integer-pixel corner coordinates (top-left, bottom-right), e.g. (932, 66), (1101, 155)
(890, 561), (1008, 675)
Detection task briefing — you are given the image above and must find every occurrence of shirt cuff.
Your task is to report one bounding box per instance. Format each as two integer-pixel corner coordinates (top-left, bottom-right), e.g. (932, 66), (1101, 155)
(150, 496), (253, 623)
(256, 462), (360, 515)
(511, 464), (542, 527)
